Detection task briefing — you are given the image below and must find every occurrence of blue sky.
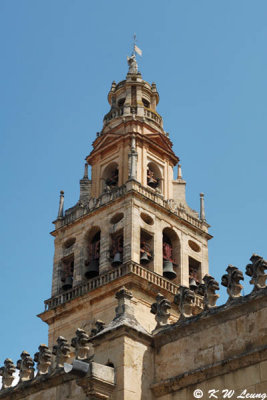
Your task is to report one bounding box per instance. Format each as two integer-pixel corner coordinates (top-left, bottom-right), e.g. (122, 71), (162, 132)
(1, 0), (267, 364)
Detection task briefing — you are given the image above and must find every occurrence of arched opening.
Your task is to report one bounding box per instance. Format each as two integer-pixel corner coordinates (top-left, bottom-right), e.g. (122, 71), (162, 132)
(60, 254), (74, 291)
(189, 256), (201, 291)
(102, 162), (119, 192)
(147, 162), (162, 191)
(162, 228), (180, 281)
(84, 227), (101, 279)
(110, 230), (123, 267)
(140, 229), (153, 267)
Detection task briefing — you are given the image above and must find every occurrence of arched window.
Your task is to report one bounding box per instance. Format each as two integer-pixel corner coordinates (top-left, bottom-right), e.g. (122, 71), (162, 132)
(147, 162), (162, 191)
(162, 228), (180, 281)
(102, 162), (119, 192)
(84, 227), (101, 279)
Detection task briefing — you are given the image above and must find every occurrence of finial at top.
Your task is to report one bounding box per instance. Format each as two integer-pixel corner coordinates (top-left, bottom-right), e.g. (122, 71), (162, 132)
(127, 34), (142, 74)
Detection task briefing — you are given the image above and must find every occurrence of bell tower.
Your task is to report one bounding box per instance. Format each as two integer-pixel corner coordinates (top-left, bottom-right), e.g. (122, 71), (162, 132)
(39, 54), (212, 345)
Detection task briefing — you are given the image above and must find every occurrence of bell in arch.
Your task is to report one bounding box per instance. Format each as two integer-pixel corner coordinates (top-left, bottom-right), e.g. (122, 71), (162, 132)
(189, 277), (198, 291)
(140, 240), (152, 265)
(84, 259), (99, 279)
(62, 276), (73, 291)
(140, 252), (150, 264)
(163, 260), (177, 280)
(112, 252), (122, 267)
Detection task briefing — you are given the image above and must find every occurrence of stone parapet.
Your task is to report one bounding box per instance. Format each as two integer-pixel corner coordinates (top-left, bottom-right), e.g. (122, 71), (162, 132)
(43, 262), (203, 311)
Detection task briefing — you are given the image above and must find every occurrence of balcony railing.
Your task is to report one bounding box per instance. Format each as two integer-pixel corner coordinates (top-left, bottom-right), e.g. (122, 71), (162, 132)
(144, 107), (162, 126)
(44, 262), (203, 311)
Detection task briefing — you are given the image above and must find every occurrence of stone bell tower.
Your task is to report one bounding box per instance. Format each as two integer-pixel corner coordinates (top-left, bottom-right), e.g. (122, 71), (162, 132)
(39, 54), (212, 346)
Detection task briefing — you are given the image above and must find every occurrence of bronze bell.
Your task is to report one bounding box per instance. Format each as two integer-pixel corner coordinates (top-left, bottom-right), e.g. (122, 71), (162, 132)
(163, 260), (177, 280)
(189, 277), (198, 291)
(140, 252), (150, 265)
(62, 276), (73, 291)
(112, 252), (122, 267)
(85, 259), (99, 279)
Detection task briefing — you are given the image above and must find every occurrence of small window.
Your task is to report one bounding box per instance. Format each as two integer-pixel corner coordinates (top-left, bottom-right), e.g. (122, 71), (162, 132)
(118, 98), (125, 107)
(188, 240), (201, 253)
(140, 212), (154, 225)
(142, 98), (150, 108)
(110, 213), (124, 224)
(63, 237), (76, 249)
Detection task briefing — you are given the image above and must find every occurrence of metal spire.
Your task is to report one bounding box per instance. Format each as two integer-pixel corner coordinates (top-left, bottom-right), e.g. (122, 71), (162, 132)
(133, 33), (137, 56)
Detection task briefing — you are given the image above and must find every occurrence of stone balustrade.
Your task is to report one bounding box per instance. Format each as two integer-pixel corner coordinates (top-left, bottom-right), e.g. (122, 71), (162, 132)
(144, 107), (163, 127)
(55, 180), (207, 233)
(44, 262), (182, 311)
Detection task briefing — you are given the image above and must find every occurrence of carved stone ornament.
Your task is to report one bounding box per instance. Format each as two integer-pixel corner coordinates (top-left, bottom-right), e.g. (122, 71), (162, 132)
(0, 358), (16, 389)
(150, 293), (171, 329)
(114, 287), (133, 318)
(127, 54), (138, 74)
(246, 253), (267, 291)
(16, 351), (35, 382)
(221, 265), (244, 301)
(90, 320), (106, 337)
(71, 328), (90, 360)
(34, 344), (52, 375)
(174, 286), (195, 320)
(197, 274), (220, 309)
(52, 336), (71, 368)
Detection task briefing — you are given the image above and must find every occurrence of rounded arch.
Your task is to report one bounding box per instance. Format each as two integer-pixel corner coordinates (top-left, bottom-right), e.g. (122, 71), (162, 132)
(84, 226), (101, 279)
(162, 227), (180, 281)
(147, 161), (162, 191)
(102, 162), (119, 192)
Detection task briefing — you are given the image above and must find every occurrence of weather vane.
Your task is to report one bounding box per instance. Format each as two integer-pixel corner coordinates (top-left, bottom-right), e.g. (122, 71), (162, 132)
(127, 34), (142, 74)
(133, 33), (142, 57)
